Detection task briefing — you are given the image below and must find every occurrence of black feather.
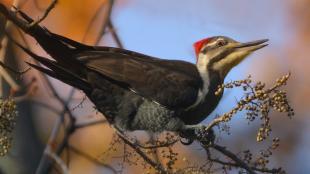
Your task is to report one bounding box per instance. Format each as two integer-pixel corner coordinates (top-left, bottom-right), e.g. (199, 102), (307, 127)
(26, 62), (91, 92)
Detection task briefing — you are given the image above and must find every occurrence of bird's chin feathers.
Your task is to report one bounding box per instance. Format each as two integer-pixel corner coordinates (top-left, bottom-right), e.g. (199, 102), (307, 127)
(212, 51), (251, 78)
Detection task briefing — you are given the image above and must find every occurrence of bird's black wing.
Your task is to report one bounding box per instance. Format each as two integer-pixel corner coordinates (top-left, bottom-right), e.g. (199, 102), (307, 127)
(76, 49), (203, 109)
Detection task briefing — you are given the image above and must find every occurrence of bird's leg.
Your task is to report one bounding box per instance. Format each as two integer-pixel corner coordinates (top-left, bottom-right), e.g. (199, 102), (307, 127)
(179, 124), (215, 146)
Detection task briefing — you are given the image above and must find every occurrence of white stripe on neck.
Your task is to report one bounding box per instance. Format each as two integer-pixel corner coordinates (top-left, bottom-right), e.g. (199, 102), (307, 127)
(186, 53), (210, 110)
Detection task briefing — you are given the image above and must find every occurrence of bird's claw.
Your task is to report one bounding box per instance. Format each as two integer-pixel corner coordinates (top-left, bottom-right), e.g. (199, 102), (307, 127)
(180, 137), (194, 145)
(195, 126), (215, 146)
(179, 130), (195, 145)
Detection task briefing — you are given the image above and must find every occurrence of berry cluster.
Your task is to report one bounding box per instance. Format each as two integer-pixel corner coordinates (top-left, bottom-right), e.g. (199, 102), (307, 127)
(0, 99), (17, 156)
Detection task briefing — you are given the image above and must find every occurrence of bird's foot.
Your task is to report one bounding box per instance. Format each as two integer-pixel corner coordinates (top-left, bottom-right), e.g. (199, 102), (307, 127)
(179, 125), (215, 146)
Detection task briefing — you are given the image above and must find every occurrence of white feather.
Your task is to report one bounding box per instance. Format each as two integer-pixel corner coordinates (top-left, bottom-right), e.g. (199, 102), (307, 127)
(186, 53), (210, 110)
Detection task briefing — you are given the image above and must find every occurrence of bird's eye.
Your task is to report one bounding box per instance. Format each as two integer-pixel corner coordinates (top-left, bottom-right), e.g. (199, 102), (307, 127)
(217, 40), (227, 47)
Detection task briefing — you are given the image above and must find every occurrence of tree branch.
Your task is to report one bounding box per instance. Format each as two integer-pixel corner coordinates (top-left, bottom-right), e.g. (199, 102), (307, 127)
(74, 118), (107, 129)
(116, 130), (168, 174)
(82, 0), (114, 44)
(69, 145), (118, 174)
(94, 0), (114, 45)
(205, 144), (282, 174)
(30, 0), (57, 27)
(211, 144), (256, 174)
(45, 146), (69, 174)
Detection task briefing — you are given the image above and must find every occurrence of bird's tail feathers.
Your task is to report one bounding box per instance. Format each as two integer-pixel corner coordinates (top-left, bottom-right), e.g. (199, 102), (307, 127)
(26, 61), (92, 92)
(11, 38), (92, 92)
(1, 5), (95, 92)
(2, 5), (92, 68)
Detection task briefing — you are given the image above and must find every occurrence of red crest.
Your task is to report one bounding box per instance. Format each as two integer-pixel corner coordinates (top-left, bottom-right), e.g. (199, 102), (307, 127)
(193, 38), (210, 58)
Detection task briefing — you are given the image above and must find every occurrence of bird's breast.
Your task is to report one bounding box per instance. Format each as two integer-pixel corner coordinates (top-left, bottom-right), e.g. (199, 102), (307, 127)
(180, 72), (223, 125)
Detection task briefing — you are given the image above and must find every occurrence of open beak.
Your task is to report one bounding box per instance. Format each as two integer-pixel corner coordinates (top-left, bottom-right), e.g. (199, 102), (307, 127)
(234, 39), (269, 52)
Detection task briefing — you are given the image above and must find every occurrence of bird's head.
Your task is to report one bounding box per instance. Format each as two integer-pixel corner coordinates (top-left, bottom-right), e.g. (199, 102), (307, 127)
(194, 36), (268, 78)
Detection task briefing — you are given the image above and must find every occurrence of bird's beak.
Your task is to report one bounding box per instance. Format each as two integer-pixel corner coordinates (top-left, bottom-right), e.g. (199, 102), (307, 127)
(212, 39), (268, 78)
(234, 39), (269, 52)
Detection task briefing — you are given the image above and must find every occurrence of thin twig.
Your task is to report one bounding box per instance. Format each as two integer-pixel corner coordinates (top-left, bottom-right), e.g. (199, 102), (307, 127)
(36, 114), (65, 174)
(36, 89), (76, 174)
(0, 4), (30, 31)
(30, 0), (57, 27)
(148, 133), (165, 170)
(206, 148), (241, 167)
(0, 37), (20, 93)
(82, 0), (114, 44)
(95, 0), (114, 45)
(108, 20), (123, 48)
(46, 146), (69, 174)
(74, 118), (108, 129)
(136, 139), (178, 149)
(0, 60), (30, 75)
(69, 145), (118, 174)
(13, 78), (37, 102)
(116, 131), (168, 174)
(211, 144), (256, 174)
(206, 145), (281, 173)
(82, 2), (104, 42)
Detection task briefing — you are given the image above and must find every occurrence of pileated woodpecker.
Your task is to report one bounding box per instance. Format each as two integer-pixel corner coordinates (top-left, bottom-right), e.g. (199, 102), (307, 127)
(0, 5), (268, 136)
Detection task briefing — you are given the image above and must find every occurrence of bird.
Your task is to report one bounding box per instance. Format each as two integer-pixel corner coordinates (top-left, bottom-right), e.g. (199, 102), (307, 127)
(0, 5), (268, 139)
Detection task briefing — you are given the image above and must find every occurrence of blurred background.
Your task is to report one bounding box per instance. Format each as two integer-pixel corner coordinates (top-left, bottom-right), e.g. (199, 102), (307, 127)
(0, 0), (309, 173)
